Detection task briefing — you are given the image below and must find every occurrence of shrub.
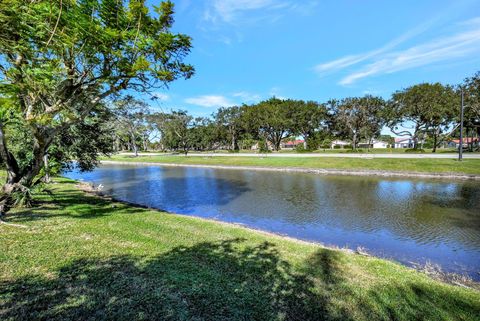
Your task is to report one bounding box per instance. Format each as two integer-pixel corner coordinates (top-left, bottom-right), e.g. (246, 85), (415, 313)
(405, 148), (425, 153)
(295, 144), (312, 153)
(345, 149), (365, 153)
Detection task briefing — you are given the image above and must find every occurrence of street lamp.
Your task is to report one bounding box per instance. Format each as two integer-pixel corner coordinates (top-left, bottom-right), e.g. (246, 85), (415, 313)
(459, 89), (464, 161)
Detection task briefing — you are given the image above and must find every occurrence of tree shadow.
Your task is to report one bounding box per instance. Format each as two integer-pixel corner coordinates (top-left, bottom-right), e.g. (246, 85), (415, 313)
(1, 239), (479, 320)
(0, 239), (329, 321)
(6, 185), (152, 223)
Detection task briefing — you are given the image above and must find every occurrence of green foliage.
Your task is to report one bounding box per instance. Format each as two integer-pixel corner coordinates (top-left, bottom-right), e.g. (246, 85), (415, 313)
(387, 83), (457, 151)
(244, 98), (296, 151)
(405, 148), (426, 153)
(328, 95), (385, 150)
(9, 183), (52, 208)
(0, 0), (194, 191)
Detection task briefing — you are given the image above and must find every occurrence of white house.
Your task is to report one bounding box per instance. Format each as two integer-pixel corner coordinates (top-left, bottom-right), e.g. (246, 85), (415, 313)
(394, 137), (417, 148)
(330, 140), (350, 149)
(358, 140), (389, 149)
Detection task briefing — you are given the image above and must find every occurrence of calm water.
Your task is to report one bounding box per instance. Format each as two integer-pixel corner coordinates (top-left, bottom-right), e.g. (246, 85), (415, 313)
(64, 164), (480, 279)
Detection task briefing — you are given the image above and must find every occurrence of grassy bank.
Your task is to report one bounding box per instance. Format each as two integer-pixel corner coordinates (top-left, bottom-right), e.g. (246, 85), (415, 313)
(1, 178), (479, 320)
(105, 155), (480, 175)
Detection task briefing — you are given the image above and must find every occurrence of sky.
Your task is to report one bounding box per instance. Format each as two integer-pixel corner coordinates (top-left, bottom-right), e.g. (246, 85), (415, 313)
(142, 0), (480, 125)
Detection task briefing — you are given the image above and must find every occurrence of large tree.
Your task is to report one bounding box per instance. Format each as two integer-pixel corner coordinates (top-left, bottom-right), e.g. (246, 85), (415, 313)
(247, 98), (295, 151)
(386, 83), (456, 151)
(112, 96), (150, 156)
(214, 106), (245, 151)
(161, 110), (194, 155)
(329, 96), (385, 150)
(0, 0), (194, 214)
(290, 100), (328, 150)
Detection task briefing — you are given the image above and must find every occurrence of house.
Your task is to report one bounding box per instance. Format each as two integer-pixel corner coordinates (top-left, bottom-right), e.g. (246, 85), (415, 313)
(330, 140), (350, 149)
(394, 137), (414, 148)
(358, 140), (389, 149)
(449, 137), (479, 148)
(281, 139), (305, 149)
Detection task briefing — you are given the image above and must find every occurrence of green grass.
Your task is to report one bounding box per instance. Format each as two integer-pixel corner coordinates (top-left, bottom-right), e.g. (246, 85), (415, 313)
(106, 155), (480, 175)
(1, 178), (479, 320)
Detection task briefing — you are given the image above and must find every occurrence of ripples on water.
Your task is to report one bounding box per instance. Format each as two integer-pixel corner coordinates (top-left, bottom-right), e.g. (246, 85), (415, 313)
(65, 164), (480, 279)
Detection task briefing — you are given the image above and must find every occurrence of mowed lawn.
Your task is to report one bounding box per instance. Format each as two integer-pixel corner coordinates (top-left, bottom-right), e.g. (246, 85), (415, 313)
(1, 178), (479, 321)
(106, 155), (480, 175)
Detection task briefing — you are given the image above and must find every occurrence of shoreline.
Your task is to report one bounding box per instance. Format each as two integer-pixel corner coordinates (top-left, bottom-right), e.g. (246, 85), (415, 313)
(100, 160), (480, 180)
(76, 180), (479, 289)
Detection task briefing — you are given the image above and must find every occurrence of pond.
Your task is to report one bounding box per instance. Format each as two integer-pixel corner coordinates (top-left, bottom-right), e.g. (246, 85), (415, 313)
(64, 163), (480, 279)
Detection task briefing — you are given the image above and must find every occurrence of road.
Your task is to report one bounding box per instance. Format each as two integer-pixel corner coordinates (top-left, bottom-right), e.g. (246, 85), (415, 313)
(119, 152), (480, 159)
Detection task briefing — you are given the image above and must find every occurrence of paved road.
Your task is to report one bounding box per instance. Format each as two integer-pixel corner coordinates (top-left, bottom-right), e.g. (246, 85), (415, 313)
(120, 152), (480, 159)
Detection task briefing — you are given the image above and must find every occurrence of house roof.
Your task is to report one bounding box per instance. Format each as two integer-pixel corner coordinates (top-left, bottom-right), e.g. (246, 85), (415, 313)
(394, 137), (411, 143)
(451, 137), (479, 143)
(284, 139), (304, 145)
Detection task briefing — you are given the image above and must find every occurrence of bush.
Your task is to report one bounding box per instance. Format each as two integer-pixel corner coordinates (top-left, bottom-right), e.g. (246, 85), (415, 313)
(333, 145), (342, 149)
(405, 148), (425, 153)
(258, 140), (271, 153)
(295, 144), (312, 153)
(345, 148), (366, 153)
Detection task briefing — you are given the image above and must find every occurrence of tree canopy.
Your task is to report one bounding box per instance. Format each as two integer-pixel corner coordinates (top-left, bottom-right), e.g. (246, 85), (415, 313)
(0, 0), (194, 214)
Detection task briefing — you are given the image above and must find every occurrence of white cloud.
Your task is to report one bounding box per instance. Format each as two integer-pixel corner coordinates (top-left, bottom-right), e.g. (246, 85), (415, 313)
(314, 14), (443, 75)
(151, 93), (170, 101)
(313, 16), (480, 85)
(204, 0), (317, 24)
(185, 95), (235, 108)
(339, 22), (480, 85)
(232, 91), (261, 103)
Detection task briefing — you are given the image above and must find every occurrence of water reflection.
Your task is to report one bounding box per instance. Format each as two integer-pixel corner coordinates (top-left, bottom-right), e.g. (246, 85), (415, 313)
(65, 164), (480, 279)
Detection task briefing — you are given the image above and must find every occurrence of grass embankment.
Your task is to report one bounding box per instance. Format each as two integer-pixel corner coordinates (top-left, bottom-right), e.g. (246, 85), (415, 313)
(106, 155), (480, 175)
(1, 178), (479, 320)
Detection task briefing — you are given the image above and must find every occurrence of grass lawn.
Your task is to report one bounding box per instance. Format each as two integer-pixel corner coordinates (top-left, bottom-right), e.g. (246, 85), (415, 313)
(106, 155), (480, 175)
(1, 178), (479, 320)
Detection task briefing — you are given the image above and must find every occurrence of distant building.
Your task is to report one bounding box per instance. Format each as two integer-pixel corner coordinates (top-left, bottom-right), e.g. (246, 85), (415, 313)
(358, 140), (389, 149)
(330, 140), (350, 149)
(394, 137), (415, 148)
(281, 139), (305, 149)
(449, 137), (479, 148)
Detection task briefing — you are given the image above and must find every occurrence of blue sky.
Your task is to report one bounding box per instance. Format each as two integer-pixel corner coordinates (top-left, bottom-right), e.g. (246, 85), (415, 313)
(143, 0), (480, 122)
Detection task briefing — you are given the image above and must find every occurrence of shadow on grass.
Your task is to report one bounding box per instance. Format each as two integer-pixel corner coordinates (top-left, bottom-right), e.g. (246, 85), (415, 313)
(7, 183), (151, 223)
(1, 239), (479, 321)
(1, 239), (329, 321)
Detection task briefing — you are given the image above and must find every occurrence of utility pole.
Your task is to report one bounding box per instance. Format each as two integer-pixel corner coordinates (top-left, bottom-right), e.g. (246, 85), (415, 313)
(459, 89), (464, 161)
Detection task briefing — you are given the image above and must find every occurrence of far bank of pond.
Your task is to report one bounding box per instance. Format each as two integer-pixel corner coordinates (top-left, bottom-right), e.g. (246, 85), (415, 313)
(65, 163), (480, 280)
(104, 155), (480, 176)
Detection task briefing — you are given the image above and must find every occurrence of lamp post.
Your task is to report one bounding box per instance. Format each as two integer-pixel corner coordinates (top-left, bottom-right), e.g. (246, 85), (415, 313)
(459, 89), (464, 161)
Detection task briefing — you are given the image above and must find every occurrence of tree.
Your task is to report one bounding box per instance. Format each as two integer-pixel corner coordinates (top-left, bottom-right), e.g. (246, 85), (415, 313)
(386, 83), (456, 151)
(329, 96), (385, 150)
(161, 110), (194, 155)
(112, 96), (150, 157)
(463, 71), (480, 121)
(461, 71), (480, 151)
(290, 100), (328, 150)
(214, 106), (245, 151)
(0, 0), (194, 214)
(190, 117), (218, 151)
(247, 98), (295, 151)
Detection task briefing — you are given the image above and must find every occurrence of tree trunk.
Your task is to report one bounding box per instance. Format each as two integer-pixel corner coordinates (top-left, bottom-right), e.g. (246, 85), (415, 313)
(0, 143), (46, 216)
(232, 133), (239, 151)
(143, 135), (148, 151)
(43, 154), (51, 183)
